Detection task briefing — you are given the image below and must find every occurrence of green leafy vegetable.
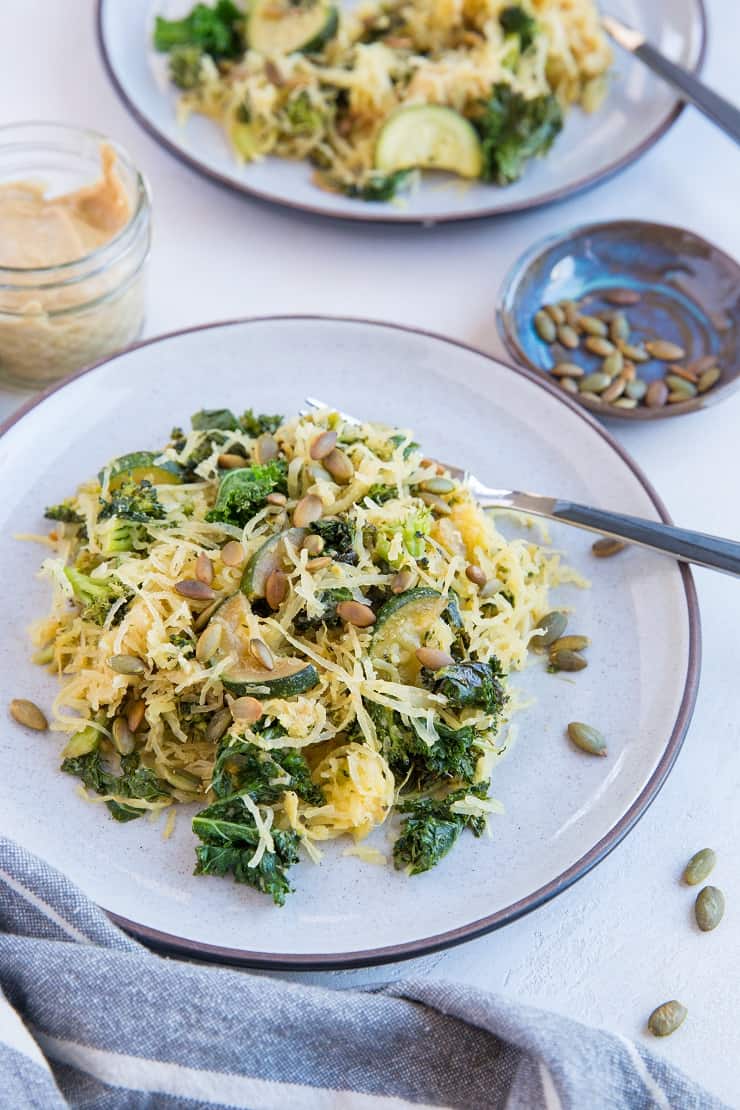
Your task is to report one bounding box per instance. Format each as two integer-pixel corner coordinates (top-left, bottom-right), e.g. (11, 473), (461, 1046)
(168, 44), (206, 89)
(239, 409), (283, 437)
(393, 782), (490, 874)
(191, 408), (240, 432)
(429, 659), (507, 716)
(309, 518), (357, 564)
(476, 84), (563, 185)
(45, 502), (83, 525)
(61, 749), (170, 822)
(209, 737), (324, 805)
(98, 479), (167, 524)
(63, 567), (132, 626)
(342, 170), (412, 202)
(153, 0), (243, 59)
(283, 92), (326, 135)
(370, 703), (484, 788)
(499, 5), (538, 52)
(294, 587), (354, 631)
(206, 460), (287, 527)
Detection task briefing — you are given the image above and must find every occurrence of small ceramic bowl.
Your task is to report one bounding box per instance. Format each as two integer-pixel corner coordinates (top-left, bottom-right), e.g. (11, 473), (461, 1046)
(498, 220), (739, 420)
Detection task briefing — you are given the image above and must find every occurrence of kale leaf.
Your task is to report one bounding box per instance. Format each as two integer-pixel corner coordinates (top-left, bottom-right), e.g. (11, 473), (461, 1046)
(499, 5), (538, 52)
(369, 703), (483, 788)
(45, 502), (84, 524)
(206, 460), (287, 527)
(342, 170), (412, 202)
(475, 84), (563, 186)
(309, 518), (357, 564)
(293, 587), (354, 632)
(98, 479), (167, 524)
(191, 408), (240, 432)
(209, 737), (324, 806)
(429, 659), (507, 717)
(393, 782), (489, 875)
(153, 1), (243, 59)
(239, 409), (283, 437)
(61, 749), (170, 823)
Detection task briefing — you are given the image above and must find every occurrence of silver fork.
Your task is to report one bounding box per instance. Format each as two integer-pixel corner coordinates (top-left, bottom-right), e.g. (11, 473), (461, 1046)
(303, 398), (740, 577)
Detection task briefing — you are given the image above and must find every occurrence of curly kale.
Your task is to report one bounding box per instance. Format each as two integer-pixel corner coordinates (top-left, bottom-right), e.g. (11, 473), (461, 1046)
(192, 797), (300, 905)
(61, 749), (170, 823)
(309, 518), (357, 565)
(98, 479), (166, 524)
(428, 659), (508, 718)
(191, 408), (240, 432)
(294, 587), (354, 632)
(239, 409), (283, 437)
(475, 84), (563, 185)
(153, 1), (243, 59)
(499, 5), (538, 52)
(44, 502), (84, 525)
(342, 170), (412, 202)
(63, 567), (132, 626)
(206, 460), (287, 527)
(209, 737), (324, 806)
(393, 782), (490, 875)
(369, 704), (484, 788)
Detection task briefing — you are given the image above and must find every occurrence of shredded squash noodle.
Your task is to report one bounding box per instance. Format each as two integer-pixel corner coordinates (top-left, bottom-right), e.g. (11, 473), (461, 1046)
(30, 404), (577, 903)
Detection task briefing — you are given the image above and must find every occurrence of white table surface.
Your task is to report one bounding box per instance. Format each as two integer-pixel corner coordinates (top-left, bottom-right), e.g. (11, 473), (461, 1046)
(3, 0), (740, 1103)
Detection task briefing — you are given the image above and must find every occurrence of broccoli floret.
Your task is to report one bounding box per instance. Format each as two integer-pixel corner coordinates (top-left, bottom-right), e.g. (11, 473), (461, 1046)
(428, 659), (508, 718)
(153, 0), (243, 59)
(99, 519), (144, 555)
(206, 459), (287, 527)
(64, 567), (131, 626)
(282, 92), (326, 135)
(239, 409), (283, 437)
(342, 170), (412, 202)
(168, 44), (205, 89)
(499, 5), (538, 52)
(309, 518), (357, 564)
(393, 782), (490, 875)
(44, 502), (84, 525)
(475, 84), (563, 185)
(98, 479), (166, 524)
(374, 506), (432, 566)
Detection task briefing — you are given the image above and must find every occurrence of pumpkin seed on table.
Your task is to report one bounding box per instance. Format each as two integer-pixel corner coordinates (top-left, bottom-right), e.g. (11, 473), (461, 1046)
(550, 635), (590, 653)
(567, 721), (607, 756)
(534, 311), (557, 343)
(558, 325), (580, 350)
(9, 698), (48, 731)
(592, 536), (626, 557)
(532, 610), (567, 649)
(108, 654), (147, 676)
(683, 848), (716, 886)
(698, 367), (721, 393)
(584, 336), (615, 357)
(648, 1001), (687, 1038)
(550, 650), (587, 672)
(646, 340), (686, 361)
(695, 885), (725, 931)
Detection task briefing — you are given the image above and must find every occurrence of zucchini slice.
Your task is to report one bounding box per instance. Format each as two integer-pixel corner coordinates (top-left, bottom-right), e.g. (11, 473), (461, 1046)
(375, 106), (483, 179)
(103, 451), (182, 491)
(241, 527), (307, 600)
(211, 594), (319, 698)
(248, 0), (338, 55)
(371, 587), (447, 683)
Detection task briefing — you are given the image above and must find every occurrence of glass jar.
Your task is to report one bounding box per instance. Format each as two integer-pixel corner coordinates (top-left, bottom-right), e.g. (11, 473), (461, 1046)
(0, 123), (151, 389)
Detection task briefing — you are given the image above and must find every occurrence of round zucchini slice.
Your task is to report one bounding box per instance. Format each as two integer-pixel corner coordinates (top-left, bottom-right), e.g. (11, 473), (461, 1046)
(375, 106), (483, 179)
(248, 0), (338, 55)
(241, 527), (307, 600)
(103, 451), (183, 490)
(211, 594), (319, 699)
(371, 587), (447, 683)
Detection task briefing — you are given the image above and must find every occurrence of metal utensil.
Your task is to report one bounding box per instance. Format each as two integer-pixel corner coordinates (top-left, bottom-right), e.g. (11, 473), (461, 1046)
(603, 14), (740, 145)
(304, 398), (740, 577)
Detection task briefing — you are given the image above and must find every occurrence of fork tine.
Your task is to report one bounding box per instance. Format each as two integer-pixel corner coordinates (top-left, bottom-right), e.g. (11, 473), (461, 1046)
(303, 397), (361, 424)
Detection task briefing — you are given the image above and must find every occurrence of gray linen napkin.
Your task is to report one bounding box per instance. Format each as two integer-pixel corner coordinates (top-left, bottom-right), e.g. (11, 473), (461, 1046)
(0, 837), (726, 1109)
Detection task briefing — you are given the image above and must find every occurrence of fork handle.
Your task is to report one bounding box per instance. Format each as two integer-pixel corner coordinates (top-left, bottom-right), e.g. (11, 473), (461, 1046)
(633, 42), (740, 146)
(551, 500), (740, 576)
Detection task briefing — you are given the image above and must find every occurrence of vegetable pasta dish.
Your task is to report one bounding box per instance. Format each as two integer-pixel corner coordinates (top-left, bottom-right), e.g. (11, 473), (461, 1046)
(32, 405), (574, 904)
(152, 0), (612, 201)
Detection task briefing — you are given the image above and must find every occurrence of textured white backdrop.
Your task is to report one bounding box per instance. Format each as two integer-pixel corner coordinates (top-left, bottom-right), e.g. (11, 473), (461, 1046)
(1, 1), (739, 1103)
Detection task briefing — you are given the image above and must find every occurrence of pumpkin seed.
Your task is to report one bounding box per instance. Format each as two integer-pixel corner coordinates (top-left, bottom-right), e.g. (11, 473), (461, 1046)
(194, 597), (223, 631)
(310, 430), (337, 460)
(667, 365), (698, 383)
(613, 398), (638, 410)
(601, 378), (626, 404)
(605, 288), (641, 306)
(9, 698), (48, 731)
(550, 650), (587, 672)
(683, 848), (716, 886)
(619, 342), (649, 363)
(175, 579), (216, 601)
(698, 367), (721, 393)
(667, 391), (692, 405)
(543, 304), (565, 325)
(196, 623), (222, 664)
(592, 536), (626, 557)
(218, 453), (246, 469)
(391, 569), (416, 594)
(302, 534), (325, 556)
(532, 611), (567, 649)
(625, 378), (647, 401)
(567, 721), (607, 756)
(324, 448), (354, 484)
(560, 378), (579, 395)
(480, 579), (503, 599)
(206, 707), (232, 742)
(220, 540), (245, 567)
(419, 491), (452, 516)
(560, 300), (580, 327)
(336, 600), (376, 628)
(112, 716), (135, 755)
(465, 564), (487, 587)
(665, 375), (697, 398)
(231, 696), (264, 723)
(265, 568), (288, 610)
(580, 372), (610, 394)
(552, 362), (584, 378)
(609, 313), (630, 343)
(195, 552), (214, 586)
(422, 477), (455, 495)
(250, 638), (275, 671)
(645, 380), (669, 408)
(108, 654), (146, 676)
(689, 354), (719, 376)
(127, 699), (146, 732)
(558, 325), (580, 350)
(255, 433), (279, 463)
(578, 315), (608, 337)
(602, 350), (624, 379)
(579, 392), (602, 403)
(293, 494), (323, 528)
(416, 647), (455, 670)
(307, 556), (332, 571)
(550, 635), (590, 653)
(648, 1001), (687, 1038)
(584, 336), (616, 357)
(646, 340), (686, 361)
(621, 361), (637, 381)
(695, 885), (725, 931)
(266, 491), (287, 507)
(534, 311), (557, 342)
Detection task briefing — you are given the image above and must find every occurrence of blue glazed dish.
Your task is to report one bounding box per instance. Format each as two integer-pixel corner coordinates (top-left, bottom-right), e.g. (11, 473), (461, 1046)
(498, 220), (739, 420)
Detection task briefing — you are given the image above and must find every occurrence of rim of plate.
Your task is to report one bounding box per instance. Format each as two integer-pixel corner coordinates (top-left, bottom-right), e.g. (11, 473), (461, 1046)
(94, 0), (708, 225)
(0, 316), (702, 970)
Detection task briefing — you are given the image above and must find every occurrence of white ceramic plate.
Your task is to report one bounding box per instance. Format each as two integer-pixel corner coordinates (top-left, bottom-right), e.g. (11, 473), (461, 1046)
(96, 0), (706, 224)
(0, 318), (699, 968)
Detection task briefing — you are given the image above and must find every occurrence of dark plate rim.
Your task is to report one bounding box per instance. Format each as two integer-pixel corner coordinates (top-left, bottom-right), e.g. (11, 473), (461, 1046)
(94, 0), (708, 226)
(0, 315), (702, 970)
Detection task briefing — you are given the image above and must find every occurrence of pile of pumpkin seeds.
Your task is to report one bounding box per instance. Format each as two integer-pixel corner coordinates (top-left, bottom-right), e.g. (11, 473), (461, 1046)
(533, 289), (722, 411)
(531, 610), (590, 674)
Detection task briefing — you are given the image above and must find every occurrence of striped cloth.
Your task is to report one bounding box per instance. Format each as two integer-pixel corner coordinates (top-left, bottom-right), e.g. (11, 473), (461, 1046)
(0, 837), (726, 1109)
